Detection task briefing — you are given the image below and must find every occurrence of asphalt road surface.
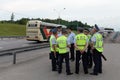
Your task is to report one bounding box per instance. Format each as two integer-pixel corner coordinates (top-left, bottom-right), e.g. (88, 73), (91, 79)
(0, 43), (119, 80)
(0, 39), (38, 51)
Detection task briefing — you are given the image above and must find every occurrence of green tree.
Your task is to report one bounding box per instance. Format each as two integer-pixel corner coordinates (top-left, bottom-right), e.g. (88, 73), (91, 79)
(16, 18), (29, 25)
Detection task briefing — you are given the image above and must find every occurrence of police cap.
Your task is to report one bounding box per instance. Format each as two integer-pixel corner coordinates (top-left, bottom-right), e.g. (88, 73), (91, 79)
(77, 27), (84, 32)
(94, 24), (100, 31)
(52, 28), (57, 34)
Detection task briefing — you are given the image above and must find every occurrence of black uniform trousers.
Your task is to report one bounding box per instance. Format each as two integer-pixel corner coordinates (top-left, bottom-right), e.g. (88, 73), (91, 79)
(51, 52), (59, 71)
(75, 51), (88, 74)
(92, 49), (102, 74)
(87, 45), (93, 68)
(70, 43), (75, 60)
(58, 52), (71, 74)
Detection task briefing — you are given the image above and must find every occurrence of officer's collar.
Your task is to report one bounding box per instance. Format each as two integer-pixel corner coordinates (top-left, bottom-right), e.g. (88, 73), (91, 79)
(95, 32), (99, 34)
(79, 33), (84, 34)
(51, 34), (55, 37)
(61, 35), (65, 36)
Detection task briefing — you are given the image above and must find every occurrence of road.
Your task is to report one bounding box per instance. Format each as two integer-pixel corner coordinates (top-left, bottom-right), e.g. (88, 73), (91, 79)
(0, 44), (119, 80)
(0, 39), (39, 51)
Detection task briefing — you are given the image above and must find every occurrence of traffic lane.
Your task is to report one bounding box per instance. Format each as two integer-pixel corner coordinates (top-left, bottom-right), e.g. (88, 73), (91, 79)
(0, 48), (50, 66)
(0, 44), (120, 80)
(0, 48), (50, 78)
(0, 39), (38, 51)
(102, 43), (120, 80)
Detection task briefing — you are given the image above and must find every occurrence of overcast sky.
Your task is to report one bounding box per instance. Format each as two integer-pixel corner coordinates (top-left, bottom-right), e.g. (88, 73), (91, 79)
(0, 0), (120, 31)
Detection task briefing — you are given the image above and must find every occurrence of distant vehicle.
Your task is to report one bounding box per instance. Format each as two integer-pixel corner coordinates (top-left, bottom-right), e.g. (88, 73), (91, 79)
(26, 20), (67, 42)
(99, 27), (114, 38)
(104, 28), (114, 33)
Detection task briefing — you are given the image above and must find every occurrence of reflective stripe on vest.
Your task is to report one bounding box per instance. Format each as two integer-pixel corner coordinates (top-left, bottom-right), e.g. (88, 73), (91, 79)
(57, 36), (67, 54)
(94, 33), (103, 52)
(75, 33), (87, 50)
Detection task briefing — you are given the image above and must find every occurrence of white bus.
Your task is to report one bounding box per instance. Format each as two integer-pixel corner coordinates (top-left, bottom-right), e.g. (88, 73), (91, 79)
(26, 20), (67, 42)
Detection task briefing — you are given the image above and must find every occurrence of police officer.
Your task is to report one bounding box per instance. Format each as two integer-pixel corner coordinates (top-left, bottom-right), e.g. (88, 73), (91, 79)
(67, 27), (75, 61)
(74, 28), (89, 74)
(57, 26), (62, 37)
(84, 28), (93, 68)
(57, 29), (73, 75)
(57, 26), (63, 62)
(49, 28), (58, 71)
(90, 24), (103, 75)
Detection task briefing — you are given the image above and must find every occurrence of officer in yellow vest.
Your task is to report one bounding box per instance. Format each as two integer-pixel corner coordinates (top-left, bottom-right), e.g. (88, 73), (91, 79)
(57, 29), (73, 75)
(74, 28), (89, 74)
(84, 28), (93, 68)
(49, 28), (58, 71)
(90, 24), (103, 75)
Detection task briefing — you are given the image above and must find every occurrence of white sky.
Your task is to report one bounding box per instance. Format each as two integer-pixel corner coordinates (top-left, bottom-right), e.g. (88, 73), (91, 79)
(0, 0), (120, 31)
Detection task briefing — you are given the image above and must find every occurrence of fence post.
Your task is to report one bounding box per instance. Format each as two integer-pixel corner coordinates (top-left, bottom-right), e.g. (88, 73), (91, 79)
(13, 52), (16, 64)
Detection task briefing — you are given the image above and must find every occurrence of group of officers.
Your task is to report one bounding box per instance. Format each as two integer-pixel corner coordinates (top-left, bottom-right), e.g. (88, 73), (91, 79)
(49, 24), (104, 76)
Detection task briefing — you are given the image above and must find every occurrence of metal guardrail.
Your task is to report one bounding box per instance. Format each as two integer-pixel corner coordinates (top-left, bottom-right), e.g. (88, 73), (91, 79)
(111, 32), (120, 42)
(0, 36), (26, 40)
(0, 43), (49, 64)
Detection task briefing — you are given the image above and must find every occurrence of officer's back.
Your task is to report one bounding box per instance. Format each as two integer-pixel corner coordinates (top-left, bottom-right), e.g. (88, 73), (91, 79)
(57, 29), (73, 75)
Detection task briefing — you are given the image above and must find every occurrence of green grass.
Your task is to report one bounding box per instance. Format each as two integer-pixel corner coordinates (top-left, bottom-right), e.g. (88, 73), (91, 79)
(0, 23), (26, 36)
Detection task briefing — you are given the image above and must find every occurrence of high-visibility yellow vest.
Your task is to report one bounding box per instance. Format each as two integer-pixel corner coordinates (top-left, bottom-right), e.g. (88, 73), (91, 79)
(49, 35), (56, 52)
(56, 47), (59, 52)
(57, 35), (68, 54)
(94, 33), (103, 52)
(75, 33), (87, 50)
(87, 34), (91, 42)
(56, 42), (59, 52)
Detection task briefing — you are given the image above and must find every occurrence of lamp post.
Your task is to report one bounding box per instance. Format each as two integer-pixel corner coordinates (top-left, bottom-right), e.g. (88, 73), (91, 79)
(54, 8), (66, 24)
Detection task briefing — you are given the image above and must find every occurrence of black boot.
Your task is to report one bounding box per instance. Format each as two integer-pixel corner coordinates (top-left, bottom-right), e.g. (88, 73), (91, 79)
(67, 72), (73, 75)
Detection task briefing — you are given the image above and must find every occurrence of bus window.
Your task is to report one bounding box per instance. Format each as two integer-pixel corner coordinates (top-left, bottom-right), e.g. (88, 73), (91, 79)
(28, 24), (37, 27)
(35, 24), (37, 27)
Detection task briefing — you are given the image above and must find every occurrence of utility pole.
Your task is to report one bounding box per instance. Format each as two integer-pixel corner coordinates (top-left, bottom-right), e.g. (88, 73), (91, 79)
(11, 13), (15, 22)
(54, 8), (66, 24)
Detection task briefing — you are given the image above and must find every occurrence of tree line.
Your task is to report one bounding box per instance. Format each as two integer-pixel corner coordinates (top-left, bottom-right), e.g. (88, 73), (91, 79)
(0, 18), (92, 30)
